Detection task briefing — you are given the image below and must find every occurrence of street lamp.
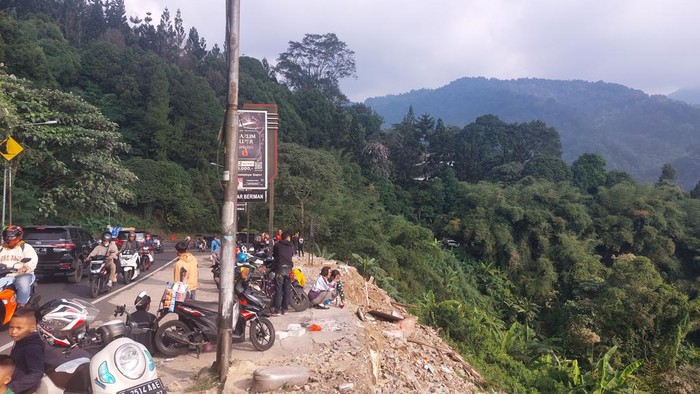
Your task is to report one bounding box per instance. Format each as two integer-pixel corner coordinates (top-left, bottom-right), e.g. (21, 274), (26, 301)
(2, 120), (59, 227)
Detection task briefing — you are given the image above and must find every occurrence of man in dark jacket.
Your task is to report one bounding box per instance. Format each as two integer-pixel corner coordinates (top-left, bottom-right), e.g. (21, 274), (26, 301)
(272, 231), (295, 315)
(8, 308), (45, 394)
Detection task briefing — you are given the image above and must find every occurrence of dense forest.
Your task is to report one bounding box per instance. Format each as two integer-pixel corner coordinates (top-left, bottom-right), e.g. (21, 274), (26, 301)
(365, 77), (700, 190)
(1, 1), (699, 392)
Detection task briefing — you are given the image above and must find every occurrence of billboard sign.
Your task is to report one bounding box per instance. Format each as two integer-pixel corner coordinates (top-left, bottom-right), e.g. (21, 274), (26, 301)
(237, 110), (268, 190)
(237, 190), (267, 202)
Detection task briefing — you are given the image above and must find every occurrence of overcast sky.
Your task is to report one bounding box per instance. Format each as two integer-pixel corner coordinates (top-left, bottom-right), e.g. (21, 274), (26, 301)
(123, 0), (700, 103)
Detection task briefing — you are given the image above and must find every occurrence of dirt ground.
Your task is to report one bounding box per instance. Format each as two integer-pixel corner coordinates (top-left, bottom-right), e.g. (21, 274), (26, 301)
(160, 253), (487, 393)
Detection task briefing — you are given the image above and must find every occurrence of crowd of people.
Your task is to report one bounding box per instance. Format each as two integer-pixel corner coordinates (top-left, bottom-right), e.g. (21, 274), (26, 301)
(0, 225), (336, 393)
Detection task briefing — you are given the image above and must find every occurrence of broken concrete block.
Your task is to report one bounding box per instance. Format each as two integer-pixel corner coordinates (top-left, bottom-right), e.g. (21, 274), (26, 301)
(251, 365), (310, 393)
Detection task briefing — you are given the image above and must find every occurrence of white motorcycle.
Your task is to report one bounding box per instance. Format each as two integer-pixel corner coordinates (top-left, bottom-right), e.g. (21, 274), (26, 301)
(36, 298), (164, 394)
(119, 250), (141, 284)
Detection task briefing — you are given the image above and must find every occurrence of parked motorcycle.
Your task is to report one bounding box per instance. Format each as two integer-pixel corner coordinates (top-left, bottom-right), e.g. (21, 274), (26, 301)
(0, 258), (41, 324)
(154, 281), (275, 356)
(119, 249), (141, 284)
(211, 254), (220, 289)
(87, 255), (114, 298)
(243, 253), (310, 312)
(36, 298), (163, 394)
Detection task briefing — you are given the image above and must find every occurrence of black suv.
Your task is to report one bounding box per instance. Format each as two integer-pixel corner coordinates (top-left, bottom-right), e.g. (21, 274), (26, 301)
(23, 226), (98, 282)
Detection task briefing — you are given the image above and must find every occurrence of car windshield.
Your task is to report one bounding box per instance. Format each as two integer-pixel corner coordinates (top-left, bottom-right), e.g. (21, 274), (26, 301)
(117, 231), (146, 242)
(24, 228), (69, 241)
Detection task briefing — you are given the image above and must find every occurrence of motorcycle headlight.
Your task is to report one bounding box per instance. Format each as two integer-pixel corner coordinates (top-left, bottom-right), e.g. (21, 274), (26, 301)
(114, 343), (146, 380)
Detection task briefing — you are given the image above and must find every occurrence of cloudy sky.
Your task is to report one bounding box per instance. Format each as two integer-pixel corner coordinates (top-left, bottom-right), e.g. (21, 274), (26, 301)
(123, 0), (700, 102)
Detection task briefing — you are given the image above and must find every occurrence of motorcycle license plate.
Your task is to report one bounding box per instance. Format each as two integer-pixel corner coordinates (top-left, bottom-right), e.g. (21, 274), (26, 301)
(117, 378), (165, 394)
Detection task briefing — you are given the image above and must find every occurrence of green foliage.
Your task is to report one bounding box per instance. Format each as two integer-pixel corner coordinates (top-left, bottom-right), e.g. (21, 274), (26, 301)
(275, 33), (356, 103)
(0, 71), (136, 223)
(313, 244), (335, 260)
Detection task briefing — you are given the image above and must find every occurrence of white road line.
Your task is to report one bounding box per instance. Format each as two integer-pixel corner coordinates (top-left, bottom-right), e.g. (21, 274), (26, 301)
(0, 257), (177, 353)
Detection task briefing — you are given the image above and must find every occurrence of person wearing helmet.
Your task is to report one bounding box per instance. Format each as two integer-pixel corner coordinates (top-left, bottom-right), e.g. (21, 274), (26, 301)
(142, 232), (155, 248)
(131, 291), (157, 352)
(119, 231), (139, 254)
(173, 240), (199, 299)
(87, 232), (118, 287)
(0, 225), (39, 307)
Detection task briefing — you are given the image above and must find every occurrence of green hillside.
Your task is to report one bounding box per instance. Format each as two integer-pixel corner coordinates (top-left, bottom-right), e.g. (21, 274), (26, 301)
(1, 2), (699, 393)
(365, 77), (700, 189)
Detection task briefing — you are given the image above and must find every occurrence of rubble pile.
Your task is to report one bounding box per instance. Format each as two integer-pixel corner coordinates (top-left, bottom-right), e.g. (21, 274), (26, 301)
(259, 256), (485, 393)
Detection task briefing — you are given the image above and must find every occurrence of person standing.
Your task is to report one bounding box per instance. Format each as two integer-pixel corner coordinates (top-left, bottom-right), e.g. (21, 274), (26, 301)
(173, 241), (199, 300)
(298, 234), (305, 257)
(210, 236), (221, 260)
(291, 232), (300, 255)
(271, 231), (294, 315)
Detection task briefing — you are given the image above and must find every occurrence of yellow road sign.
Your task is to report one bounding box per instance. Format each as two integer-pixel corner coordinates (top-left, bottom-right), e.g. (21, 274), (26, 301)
(0, 137), (24, 161)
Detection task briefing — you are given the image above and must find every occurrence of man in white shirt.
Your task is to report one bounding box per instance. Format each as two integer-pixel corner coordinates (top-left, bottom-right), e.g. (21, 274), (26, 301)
(0, 226), (38, 307)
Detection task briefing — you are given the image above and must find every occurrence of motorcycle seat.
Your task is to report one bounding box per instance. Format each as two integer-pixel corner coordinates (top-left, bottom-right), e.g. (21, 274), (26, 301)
(181, 299), (220, 313)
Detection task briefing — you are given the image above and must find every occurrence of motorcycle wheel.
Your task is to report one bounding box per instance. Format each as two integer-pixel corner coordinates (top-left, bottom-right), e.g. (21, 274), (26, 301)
(249, 317), (275, 351)
(89, 277), (100, 298)
(155, 320), (192, 357)
(123, 269), (132, 284)
(289, 285), (310, 312)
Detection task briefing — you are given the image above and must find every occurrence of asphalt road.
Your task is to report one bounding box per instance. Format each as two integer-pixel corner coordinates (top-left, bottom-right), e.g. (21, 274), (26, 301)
(0, 249), (179, 353)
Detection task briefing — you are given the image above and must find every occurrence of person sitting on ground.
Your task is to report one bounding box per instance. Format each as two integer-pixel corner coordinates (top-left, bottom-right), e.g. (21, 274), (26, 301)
(8, 308), (44, 394)
(173, 241), (199, 300)
(330, 269), (346, 308)
(130, 292), (157, 353)
(307, 266), (337, 309)
(0, 355), (15, 394)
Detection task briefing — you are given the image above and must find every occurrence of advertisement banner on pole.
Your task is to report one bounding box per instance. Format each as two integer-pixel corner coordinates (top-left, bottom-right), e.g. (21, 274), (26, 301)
(237, 110), (268, 190)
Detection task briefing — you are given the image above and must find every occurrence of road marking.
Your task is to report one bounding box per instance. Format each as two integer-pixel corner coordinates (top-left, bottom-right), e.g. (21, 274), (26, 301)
(0, 257), (177, 353)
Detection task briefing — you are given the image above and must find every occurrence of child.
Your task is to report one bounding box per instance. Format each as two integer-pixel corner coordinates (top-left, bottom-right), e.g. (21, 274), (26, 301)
(330, 269), (345, 308)
(0, 355), (15, 394)
(8, 308), (44, 394)
(173, 240), (199, 299)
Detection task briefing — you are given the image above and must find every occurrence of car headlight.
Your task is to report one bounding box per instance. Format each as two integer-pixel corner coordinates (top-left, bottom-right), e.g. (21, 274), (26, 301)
(114, 343), (146, 380)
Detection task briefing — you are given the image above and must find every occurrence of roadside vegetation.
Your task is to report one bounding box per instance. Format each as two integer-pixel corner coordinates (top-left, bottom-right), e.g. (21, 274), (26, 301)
(1, 3), (699, 392)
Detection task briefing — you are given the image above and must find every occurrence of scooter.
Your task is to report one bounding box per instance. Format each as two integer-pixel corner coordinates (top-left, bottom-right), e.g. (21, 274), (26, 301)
(243, 253), (310, 312)
(88, 254), (114, 298)
(154, 280), (275, 356)
(211, 254), (220, 289)
(0, 258), (41, 324)
(35, 298), (163, 394)
(119, 249), (141, 284)
(140, 245), (154, 271)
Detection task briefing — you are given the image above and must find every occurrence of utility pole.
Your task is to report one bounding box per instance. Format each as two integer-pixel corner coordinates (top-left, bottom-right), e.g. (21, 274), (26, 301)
(216, 0), (240, 381)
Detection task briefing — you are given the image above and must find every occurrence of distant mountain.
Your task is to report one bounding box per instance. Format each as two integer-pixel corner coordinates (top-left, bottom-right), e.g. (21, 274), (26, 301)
(365, 77), (700, 189)
(668, 87), (700, 106)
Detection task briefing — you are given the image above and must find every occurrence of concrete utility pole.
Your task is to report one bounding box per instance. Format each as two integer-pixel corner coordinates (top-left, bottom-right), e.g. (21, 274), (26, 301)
(216, 0), (241, 381)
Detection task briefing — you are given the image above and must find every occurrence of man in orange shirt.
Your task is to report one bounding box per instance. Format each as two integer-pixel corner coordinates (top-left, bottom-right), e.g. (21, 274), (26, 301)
(173, 240), (199, 300)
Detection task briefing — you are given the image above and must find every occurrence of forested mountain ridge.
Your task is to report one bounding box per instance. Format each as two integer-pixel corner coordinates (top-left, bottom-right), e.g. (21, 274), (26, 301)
(365, 77), (700, 189)
(1, 2), (700, 393)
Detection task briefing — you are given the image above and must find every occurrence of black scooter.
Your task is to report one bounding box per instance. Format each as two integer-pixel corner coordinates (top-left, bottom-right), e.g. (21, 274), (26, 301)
(88, 254), (114, 298)
(154, 269), (275, 357)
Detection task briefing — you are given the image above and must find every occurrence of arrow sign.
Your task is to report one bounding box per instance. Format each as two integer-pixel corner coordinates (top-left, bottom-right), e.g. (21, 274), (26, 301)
(0, 137), (24, 161)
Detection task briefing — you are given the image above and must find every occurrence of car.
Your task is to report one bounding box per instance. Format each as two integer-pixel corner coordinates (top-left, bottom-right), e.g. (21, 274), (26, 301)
(115, 229), (146, 247)
(442, 238), (460, 248)
(23, 225), (98, 283)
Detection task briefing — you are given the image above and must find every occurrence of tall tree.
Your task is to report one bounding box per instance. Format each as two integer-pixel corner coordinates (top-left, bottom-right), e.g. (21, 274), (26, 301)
(275, 33), (356, 103)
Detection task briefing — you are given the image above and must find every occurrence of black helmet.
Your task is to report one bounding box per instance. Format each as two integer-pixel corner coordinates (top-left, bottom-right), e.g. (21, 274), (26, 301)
(101, 232), (112, 243)
(134, 291), (151, 309)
